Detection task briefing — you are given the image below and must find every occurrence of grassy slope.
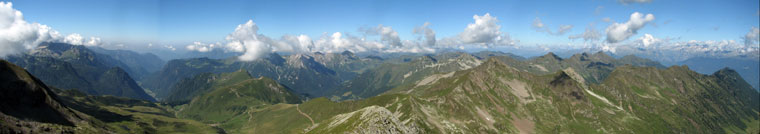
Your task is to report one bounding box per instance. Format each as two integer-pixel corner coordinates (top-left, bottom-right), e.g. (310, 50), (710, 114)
(56, 90), (218, 134)
(220, 57), (759, 134)
(175, 71), (302, 132)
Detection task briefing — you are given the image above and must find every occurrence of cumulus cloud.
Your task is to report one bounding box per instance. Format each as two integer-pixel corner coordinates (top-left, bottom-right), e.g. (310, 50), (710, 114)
(312, 32), (387, 53)
(63, 33), (84, 45)
(413, 22), (435, 47)
(362, 24), (401, 47)
(223, 19), (442, 61)
(453, 13), (515, 46)
(186, 42), (219, 52)
(605, 12), (655, 43)
(85, 37), (101, 46)
(569, 24), (602, 42)
(220, 14), (519, 61)
(744, 27), (759, 45)
(635, 34), (661, 47)
(63, 33), (101, 46)
(590, 33), (759, 62)
(532, 17), (573, 36)
(0, 2), (63, 57)
(224, 20), (272, 61)
(0, 2), (106, 57)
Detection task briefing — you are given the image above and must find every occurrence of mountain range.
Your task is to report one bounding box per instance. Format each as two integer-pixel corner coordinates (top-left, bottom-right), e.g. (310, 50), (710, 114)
(5, 43), (155, 101)
(1, 45), (758, 133)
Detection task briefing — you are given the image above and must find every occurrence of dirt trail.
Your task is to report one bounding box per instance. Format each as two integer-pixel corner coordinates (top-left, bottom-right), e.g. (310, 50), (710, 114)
(296, 104), (315, 126)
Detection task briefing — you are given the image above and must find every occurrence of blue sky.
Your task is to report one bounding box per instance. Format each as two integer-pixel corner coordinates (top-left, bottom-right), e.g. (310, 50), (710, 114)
(6, 0), (760, 48)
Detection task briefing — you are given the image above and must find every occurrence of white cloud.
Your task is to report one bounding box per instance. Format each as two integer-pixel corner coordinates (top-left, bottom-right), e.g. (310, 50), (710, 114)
(744, 27), (759, 45)
(223, 19), (441, 61)
(605, 12), (655, 43)
(363, 24), (401, 47)
(280, 34), (314, 53)
(532, 17), (573, 36)
(569, 24), (602, 42)
(84, 37), (101, 46)
(453, 13), (515, 46)
(63, 33), (102, 46)
(413, 22), (435, 47)
(186, 42), (219, 52)
(635, 33), (661, 47)
(591, 34), (760, 62)
(312, 32), (385, 53)
(224, 20), (271, 61)
(63, 33), (84, 45)
(0, 2), (62, 57)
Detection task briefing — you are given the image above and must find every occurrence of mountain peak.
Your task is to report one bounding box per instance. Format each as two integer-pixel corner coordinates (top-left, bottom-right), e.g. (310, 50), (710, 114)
(713, 67), (741, 78)
(591, 51), (614, 60)
(539, 52), (563, 61)
(341, 50), (354, 56)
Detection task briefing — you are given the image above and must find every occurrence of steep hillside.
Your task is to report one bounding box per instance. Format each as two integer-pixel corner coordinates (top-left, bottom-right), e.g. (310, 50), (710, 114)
(0, 59), (217, 134)
(5, 43), (155, 101)
(0, 60), (107, 133)
(224, 57), (759, 133)
(332, 52), (482, 100)
(678, 56), (759, 90)
(55, 89), (220, 134)
(502, 51), (665, 84)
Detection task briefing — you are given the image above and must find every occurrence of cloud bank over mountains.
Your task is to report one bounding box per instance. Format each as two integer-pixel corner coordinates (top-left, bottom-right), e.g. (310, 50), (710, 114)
(198, 13), (517, 61)
(1, 1), (756, 62)
(0, 2), (102, 57)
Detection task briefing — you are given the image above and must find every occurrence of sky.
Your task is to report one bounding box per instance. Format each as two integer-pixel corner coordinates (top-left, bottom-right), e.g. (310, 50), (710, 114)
(1, 0), (759, 60)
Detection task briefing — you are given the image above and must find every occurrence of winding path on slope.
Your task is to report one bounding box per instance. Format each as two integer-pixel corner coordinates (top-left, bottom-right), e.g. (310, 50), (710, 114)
(296, 104), (315, 126)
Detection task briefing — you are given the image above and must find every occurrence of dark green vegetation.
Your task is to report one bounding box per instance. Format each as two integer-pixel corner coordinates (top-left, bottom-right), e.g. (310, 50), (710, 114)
(173, 70), (302, 130)
(5, 43), (155, 101)
(330, 52), (483, 100)
(142, 52), (382, 100)
(2, 49), (758, 134)
(219, 57), (758, 133)
(329, 51), (664, 101)
(0, 60), (216, 134)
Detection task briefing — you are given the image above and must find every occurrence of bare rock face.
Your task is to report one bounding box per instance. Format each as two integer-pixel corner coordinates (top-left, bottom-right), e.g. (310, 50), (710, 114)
(307, 105), (420, 134)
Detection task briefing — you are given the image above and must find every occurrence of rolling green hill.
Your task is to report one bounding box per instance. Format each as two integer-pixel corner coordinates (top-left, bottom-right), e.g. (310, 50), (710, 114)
(175, 71), (302, 131)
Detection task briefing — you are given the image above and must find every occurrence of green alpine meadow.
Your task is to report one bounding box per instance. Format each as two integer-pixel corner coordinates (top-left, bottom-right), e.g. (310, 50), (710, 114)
(1, 0), (758, 134)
